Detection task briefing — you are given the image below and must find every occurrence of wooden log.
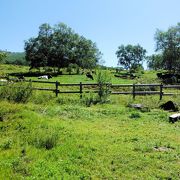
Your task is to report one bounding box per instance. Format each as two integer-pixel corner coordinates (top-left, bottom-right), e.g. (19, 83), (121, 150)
(169, 113), (180, 123)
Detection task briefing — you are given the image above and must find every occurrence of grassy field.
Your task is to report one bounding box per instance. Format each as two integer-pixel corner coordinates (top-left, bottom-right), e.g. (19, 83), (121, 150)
(0, 65), (180, 179)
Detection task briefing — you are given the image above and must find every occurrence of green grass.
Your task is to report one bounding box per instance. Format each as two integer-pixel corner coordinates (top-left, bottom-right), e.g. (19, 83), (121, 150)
(0, 93), (180, 179)
(0, 65), (180, 179)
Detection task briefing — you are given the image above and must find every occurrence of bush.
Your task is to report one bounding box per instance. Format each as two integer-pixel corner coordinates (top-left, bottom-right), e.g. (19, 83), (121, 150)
(82, 70), (111, 106)
(0, 82), (32, 103)
(96, 70), (111, 103)
(82, 92), (97, 107)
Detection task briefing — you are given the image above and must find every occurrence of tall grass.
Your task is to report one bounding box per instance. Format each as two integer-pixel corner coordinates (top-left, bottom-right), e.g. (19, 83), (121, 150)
(0, 82), (32, 103)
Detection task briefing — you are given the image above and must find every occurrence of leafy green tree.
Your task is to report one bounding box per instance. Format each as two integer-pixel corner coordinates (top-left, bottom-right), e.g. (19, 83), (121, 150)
(24, 37), (43, 69)
(155, 22), (180, 72)
(116, 44), (146, 71)
(38, 23), (53, 67)
(0, 51), (7, 63)
(50, 23), (74, 71)
(72, 36), (102, 69)
(25, 23), (53, 70)
(24, 22), (101, 71)
(147, 54), (163, 70)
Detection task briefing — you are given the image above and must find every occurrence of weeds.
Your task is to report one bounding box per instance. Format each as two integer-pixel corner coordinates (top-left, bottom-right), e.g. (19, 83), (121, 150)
(0, 82), (32, 103)
(30, 128), (59, 150)
(96, 70), (111, 103)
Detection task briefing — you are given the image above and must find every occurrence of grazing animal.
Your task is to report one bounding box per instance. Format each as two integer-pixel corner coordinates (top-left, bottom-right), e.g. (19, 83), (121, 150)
(0, 79), (8, 82)
(157, 73), (174, 80)
(160, 101), (178, 112)
(157, 73), (178, 84)
(156, 73), (162, 79)
(86, 73), (94, 80)
(114, 74), (121, 78)
(38, 75), (52, 80)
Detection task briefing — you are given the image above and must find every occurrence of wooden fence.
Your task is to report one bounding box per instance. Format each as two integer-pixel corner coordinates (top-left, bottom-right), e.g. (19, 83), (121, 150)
(1, 79), (180, 100)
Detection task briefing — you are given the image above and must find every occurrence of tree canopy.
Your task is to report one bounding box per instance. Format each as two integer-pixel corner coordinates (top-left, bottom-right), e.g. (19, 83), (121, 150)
(154, 22), (180, 72)
(147, 54), (163, 70)
(24, 23), (102, 71)
(0, 51), (7, 63)
(116, 44), (146, 71)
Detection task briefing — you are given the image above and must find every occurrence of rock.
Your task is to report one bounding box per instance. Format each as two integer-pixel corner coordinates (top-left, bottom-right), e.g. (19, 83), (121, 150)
(153, 146), (172, 152)
(160, 101), (178, 112)
(128, 104), (149, 112)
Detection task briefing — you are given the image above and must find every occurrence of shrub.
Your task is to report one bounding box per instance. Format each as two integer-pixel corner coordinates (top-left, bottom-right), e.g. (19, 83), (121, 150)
(96, 70), (111, 103)
(82, 70), (111, 106)
(0, 82), (32, 103)
(82, 92), (97, 107)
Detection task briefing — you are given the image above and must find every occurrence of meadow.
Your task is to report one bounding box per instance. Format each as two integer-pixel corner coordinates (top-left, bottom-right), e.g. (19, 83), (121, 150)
(0, 64), (180, 179)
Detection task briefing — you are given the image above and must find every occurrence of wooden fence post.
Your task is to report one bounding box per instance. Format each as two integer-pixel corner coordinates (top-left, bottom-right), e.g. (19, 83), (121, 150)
(80, 82), (83, 98)
(108, 83), (112, 94)
(160, 83), (163, 100)
(55, 81), (59, 97)
(133, 83), (136, 99)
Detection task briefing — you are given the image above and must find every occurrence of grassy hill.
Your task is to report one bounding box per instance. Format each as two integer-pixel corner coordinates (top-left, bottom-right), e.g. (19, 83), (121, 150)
(0, 65), (180, 179)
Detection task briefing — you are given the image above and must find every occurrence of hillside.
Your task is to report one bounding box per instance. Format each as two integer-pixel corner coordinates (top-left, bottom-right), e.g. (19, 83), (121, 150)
(0, 65), (180, 179)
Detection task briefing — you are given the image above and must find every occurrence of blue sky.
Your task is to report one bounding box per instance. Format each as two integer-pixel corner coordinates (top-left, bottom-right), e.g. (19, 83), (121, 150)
(0, 0), (179, 67)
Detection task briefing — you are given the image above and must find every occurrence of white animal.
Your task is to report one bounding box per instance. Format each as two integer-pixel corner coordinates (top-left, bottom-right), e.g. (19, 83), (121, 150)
(38, 75), (52, 80)
(0, 79), (8, 82)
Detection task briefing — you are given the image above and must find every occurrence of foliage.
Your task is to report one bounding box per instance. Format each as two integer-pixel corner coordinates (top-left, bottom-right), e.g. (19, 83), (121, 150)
(4, 52), (27, 65)
(24, 23), (101, 71)
(82, 92), (96, 107)
(96, 70), (111, 103)
(116, 44), (146, 71)
(129, 64), (144, 76)
(30, 128), (59, 150)
(0, 51), (7, 63)
(147, 54), (163, 70)
(154, 22), (180, 72)
(0, 82), (32, 103)
(66, 63), (78, 75)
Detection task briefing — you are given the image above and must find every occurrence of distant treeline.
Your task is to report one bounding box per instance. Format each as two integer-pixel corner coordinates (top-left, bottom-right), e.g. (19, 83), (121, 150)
(4, 52), (28, 66)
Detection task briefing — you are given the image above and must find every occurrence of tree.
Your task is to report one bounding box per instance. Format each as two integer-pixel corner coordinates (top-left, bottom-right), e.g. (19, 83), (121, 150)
(0, 51), (7, 63)
(51, 23), (74, 71)
(116, 44), (146, 71)
(147, 54), (163, 70)
(73, 36), (102, 69)
(24, 23), (53, 70)
(155, 22), (180, 72)
(24, 22), (101, 71)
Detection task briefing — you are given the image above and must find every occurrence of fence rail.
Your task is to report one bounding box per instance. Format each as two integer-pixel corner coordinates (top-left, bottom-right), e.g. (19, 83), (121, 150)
(1, 78), (180, 99)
